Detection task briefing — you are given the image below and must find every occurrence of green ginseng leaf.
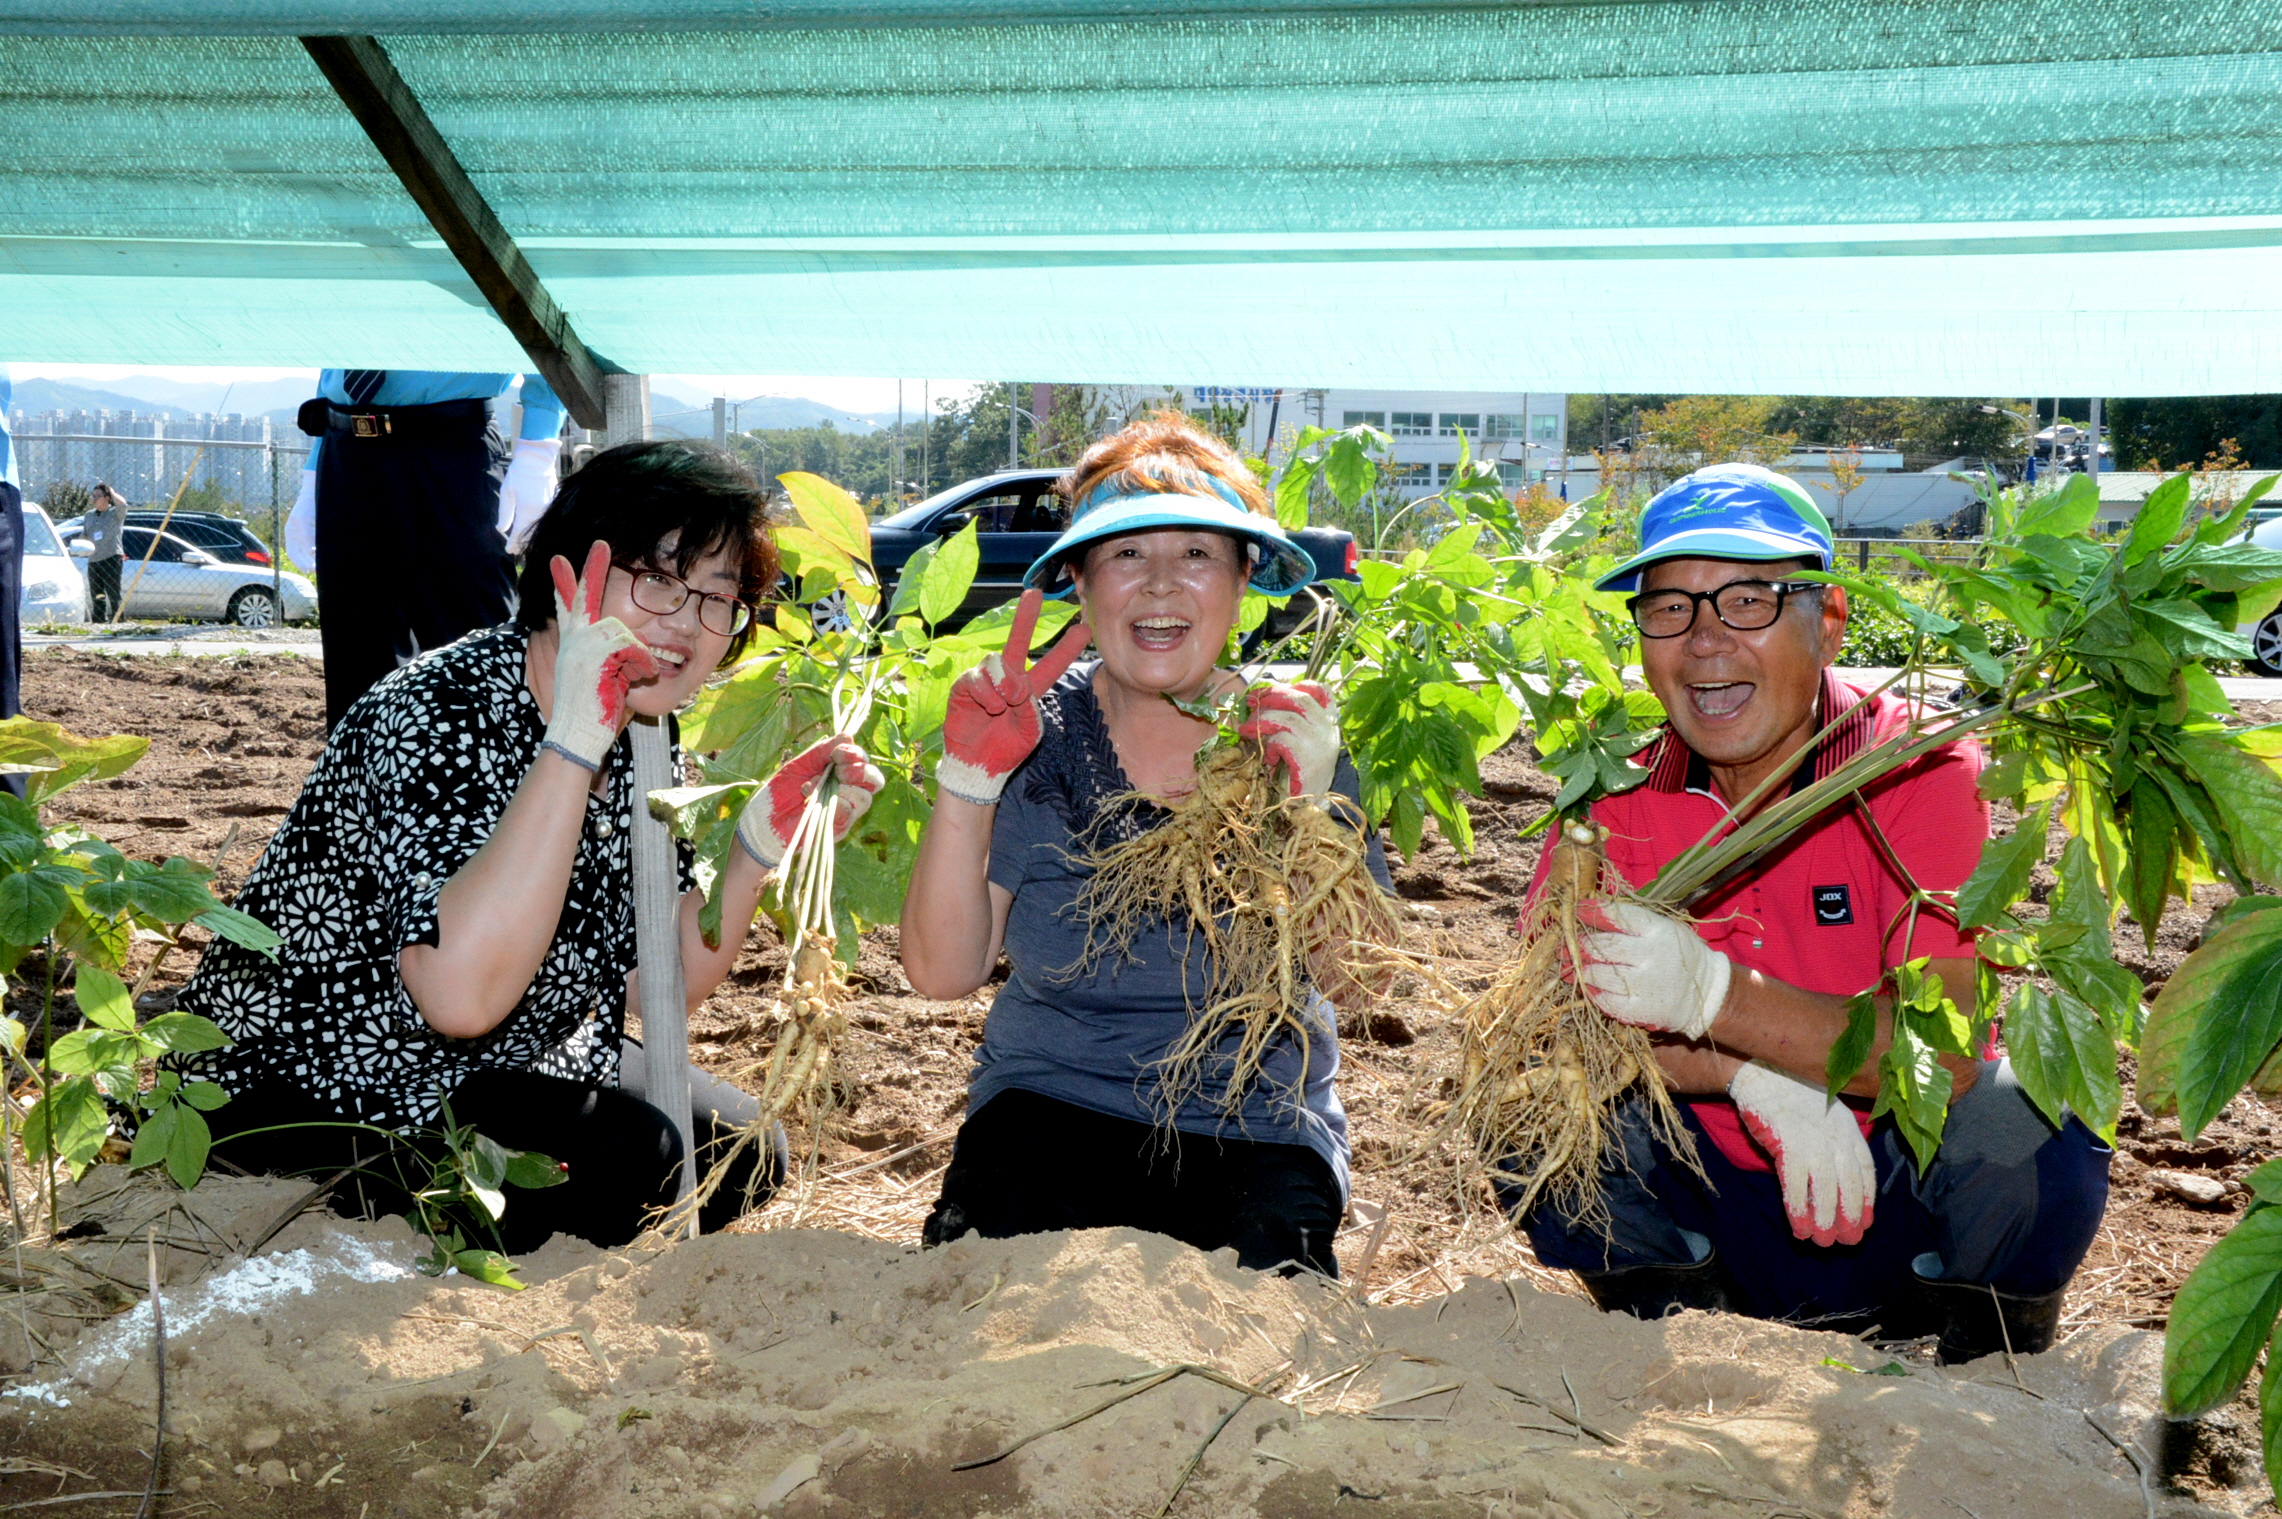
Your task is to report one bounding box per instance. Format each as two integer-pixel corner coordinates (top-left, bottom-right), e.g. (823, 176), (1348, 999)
(2164, 1204), (2282, 1419)
(2124, 470), (2192, 566)
(2262, 1317), (2282, 1496)
(2246, 1157), (2282, 1206)
(2003, 982), (2121, 1140)
(1274, 455), (1317, 530)
(1873, 1016), (1950, 1172)
(2177, 733), (2282, 889)
(2120, 778), (2177, 954)
(2141, 904), (2282, 1139)
(1954, 803), (2046, 929)
(1825, 988), (1879, 1098)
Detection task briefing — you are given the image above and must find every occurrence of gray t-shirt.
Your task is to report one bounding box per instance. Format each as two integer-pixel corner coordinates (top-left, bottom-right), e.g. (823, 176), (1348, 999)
(969, 661), (1393, 1199)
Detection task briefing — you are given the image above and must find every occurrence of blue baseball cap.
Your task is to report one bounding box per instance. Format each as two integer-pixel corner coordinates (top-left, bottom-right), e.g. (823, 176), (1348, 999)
(1023, 474), (1314, 597)
(1594, 464), (1834, 593)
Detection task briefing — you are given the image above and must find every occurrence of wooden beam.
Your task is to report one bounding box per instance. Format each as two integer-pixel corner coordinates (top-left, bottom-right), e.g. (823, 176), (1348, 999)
(301, 34), (608, 430)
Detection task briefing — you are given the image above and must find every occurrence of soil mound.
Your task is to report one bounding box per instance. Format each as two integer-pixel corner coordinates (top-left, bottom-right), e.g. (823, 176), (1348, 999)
(2, 1173), (2206, 1519)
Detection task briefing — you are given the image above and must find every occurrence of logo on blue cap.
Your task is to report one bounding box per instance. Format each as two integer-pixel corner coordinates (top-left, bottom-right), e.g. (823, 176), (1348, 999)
(1594, 464), (1835, 594)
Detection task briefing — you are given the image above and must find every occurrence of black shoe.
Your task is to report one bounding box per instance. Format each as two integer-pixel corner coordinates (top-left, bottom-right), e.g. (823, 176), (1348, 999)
(1913, 1257), (2066, 1364)
(1578, 1253), (1735, 1320)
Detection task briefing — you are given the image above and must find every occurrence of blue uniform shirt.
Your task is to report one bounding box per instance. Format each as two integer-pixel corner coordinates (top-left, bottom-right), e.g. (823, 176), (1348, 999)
(0, 365), (14, 486)
(304, 369), (564, 471)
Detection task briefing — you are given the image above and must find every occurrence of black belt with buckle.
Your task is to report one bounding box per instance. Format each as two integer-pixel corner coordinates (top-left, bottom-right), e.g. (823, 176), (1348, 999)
(298, 396), (492, 440)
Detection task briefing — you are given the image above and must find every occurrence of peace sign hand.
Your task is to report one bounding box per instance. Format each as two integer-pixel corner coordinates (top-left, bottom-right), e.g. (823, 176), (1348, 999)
(936, 589), (1092, 806)
(541, 540), (659, 771)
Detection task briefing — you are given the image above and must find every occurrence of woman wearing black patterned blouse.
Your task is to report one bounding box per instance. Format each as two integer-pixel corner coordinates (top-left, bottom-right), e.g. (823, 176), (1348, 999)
(174, 442), (881, 1250)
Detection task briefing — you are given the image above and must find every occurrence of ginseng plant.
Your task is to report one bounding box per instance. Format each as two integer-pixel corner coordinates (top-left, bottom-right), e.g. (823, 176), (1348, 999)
(1449, 466), (2282, 1230)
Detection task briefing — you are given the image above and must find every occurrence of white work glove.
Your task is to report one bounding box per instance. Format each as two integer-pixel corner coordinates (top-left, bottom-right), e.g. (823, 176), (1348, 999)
(736, 735), (886, 869)
(1237, 680), (1340, 798)
(1574, 900), (1732, 1040)
(499, 436), (563, 551)
(1728, 1060), (1877, 1247)
(541, 541), (658, 771)
(284, 467), (318, 575)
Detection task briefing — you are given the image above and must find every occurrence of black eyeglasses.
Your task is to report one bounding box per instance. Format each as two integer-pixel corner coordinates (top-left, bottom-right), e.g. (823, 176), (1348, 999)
(1625, 579), (1813, 639)
(614, 562), (753, 637)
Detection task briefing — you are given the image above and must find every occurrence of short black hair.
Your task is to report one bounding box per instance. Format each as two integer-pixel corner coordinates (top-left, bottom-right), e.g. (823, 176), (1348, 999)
(516, 440), (778, 666)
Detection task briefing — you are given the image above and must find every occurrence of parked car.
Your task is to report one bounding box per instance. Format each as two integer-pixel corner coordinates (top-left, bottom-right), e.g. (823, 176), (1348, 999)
(67, 526), (316, 627)
(18, 503), (89, 624)
(55, 509), (280, 569)
(844, 469), (1360, 644)
(2243, 514), (2282, 677)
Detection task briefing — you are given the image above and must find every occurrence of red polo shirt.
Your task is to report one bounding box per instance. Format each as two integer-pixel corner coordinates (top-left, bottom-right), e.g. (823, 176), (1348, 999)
(1560, 670), (1989, 1173)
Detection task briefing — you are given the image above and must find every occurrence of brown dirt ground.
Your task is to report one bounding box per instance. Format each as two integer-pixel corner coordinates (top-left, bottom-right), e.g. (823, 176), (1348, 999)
(6, 649), (2280, 1512)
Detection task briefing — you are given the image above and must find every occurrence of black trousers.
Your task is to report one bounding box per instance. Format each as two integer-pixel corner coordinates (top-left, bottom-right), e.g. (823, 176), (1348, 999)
(313, 412), (512, 729)
(206, 1069), (770, 1253)
(87, 555), (121, 624)
(0, 484), (20, 799)
(923, 1088), (1345, 1277)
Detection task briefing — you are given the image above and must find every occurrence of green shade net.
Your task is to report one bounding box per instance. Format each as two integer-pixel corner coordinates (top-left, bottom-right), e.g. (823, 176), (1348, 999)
(2, 2), (2279, 392)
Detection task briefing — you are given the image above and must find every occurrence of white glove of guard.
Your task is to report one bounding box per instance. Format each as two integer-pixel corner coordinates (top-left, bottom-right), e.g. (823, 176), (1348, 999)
(499, 436), (564, 551)
(1574, 900), (1732, 1041)
(285, 467), (318, 575)
(541, 541), (658, 771)
(1727, 1060), (1877, 1247)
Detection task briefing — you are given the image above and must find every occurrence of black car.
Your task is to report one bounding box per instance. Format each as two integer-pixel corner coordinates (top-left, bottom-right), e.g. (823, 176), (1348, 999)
(56, 509), (278, 568)
(842, 469), (1359, 642)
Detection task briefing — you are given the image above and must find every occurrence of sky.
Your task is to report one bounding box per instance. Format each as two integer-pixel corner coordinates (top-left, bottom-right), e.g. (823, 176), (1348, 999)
(10, 365), (978, 416)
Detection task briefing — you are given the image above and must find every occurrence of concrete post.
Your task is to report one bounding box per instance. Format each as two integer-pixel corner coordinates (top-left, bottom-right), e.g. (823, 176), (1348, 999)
(600, 374), (651, 451)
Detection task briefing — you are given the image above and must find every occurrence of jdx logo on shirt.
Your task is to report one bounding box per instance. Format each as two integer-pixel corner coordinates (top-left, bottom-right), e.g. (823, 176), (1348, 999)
(1812, 884), (1854, 925)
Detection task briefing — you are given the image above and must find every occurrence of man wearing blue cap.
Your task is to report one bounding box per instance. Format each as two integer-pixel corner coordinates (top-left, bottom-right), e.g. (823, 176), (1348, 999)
(1516, 463), (2109, 1361)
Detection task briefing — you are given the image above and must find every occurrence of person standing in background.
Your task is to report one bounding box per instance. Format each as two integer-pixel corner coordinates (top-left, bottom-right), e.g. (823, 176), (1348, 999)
(0, 368), (24, 796)
(80, 483), (128, 623)
(285, 369), (566, 728)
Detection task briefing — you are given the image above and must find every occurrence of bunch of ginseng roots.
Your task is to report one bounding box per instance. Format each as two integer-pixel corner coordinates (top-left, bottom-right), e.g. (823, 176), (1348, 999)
(1073, 725), (1405, 1124)
(659, 683), (874, 1236)
(1440, 819), (1698, 1228)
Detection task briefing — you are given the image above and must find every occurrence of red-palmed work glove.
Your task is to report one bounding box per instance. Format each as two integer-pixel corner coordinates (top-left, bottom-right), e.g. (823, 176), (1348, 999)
(936, 589), (1091, 806)
(737, 736), (886, 869)
(1728, 1059), (1876, 1247)
(542, 542), (659, 771)
(1574, 900), (1731, 1041)
(1237, 680), (1340, 798)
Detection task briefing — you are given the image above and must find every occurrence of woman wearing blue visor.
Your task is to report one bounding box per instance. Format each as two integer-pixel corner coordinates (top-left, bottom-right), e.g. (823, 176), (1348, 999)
(900, 410), (1393, 1276)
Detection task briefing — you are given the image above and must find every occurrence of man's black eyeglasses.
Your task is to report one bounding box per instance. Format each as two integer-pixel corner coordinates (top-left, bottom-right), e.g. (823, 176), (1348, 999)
(614, 562), (754, 637)
(1625, 579), (1815, 639)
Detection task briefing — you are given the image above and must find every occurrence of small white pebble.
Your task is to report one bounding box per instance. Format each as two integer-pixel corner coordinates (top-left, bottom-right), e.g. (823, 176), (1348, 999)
(2150, 1168), (2228, 1206)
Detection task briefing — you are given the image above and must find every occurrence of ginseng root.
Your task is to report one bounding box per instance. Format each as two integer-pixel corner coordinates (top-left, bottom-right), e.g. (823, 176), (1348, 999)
(1074, 742), (1404, 1120)
(1447, 821), (1699, 1226)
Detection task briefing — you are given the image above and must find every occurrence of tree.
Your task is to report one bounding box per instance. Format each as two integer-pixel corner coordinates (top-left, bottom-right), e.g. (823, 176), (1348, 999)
(2110, 396), (2282, 471)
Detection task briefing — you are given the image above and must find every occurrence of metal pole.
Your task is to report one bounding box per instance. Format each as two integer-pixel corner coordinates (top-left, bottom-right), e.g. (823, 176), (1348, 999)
(894, 379), (904, 500)
(2087, 397), (2102, 477)
(629, 716), (695, 1227)
(921, 382), (930, 492)
(711, 396), (727, 449)
(1008, 383), (1019, 468)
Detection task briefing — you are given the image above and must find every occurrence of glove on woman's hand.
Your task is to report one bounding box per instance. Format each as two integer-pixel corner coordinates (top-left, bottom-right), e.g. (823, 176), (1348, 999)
(738, 735), (886, 869)
(937, 589), (1091, 806)
(542, 541), (658, 771)
(1574, 900), (1731, 1040)
(1727, 1059), (1877, 1247)
(1237, 680), (1339, 798)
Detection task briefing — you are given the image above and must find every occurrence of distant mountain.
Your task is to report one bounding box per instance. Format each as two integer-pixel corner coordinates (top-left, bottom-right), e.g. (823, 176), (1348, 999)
(8, 377), (199, 420)
(74, 374), (317, 419)
(648, 390), (889, 439)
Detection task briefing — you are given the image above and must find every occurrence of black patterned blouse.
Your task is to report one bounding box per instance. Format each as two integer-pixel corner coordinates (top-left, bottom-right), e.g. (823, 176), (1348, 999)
(171, 626), (690, 1129)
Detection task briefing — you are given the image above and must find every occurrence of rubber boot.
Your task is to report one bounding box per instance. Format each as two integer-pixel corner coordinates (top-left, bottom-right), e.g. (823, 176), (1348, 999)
(1912, 1255), (2066, 1364)
(1577, 1252), (1734, 1320)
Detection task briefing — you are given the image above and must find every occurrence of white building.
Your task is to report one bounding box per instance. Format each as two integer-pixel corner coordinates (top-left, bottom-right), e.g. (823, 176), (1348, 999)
(1186, 388), (1567, 499)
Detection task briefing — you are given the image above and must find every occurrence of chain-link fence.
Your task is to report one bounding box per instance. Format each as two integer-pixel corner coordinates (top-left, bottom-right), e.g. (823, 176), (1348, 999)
(7, 415), (311, 628)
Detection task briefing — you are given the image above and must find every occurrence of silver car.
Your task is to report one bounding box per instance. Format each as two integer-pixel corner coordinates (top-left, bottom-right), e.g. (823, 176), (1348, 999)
(72, 526), (317, 628)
